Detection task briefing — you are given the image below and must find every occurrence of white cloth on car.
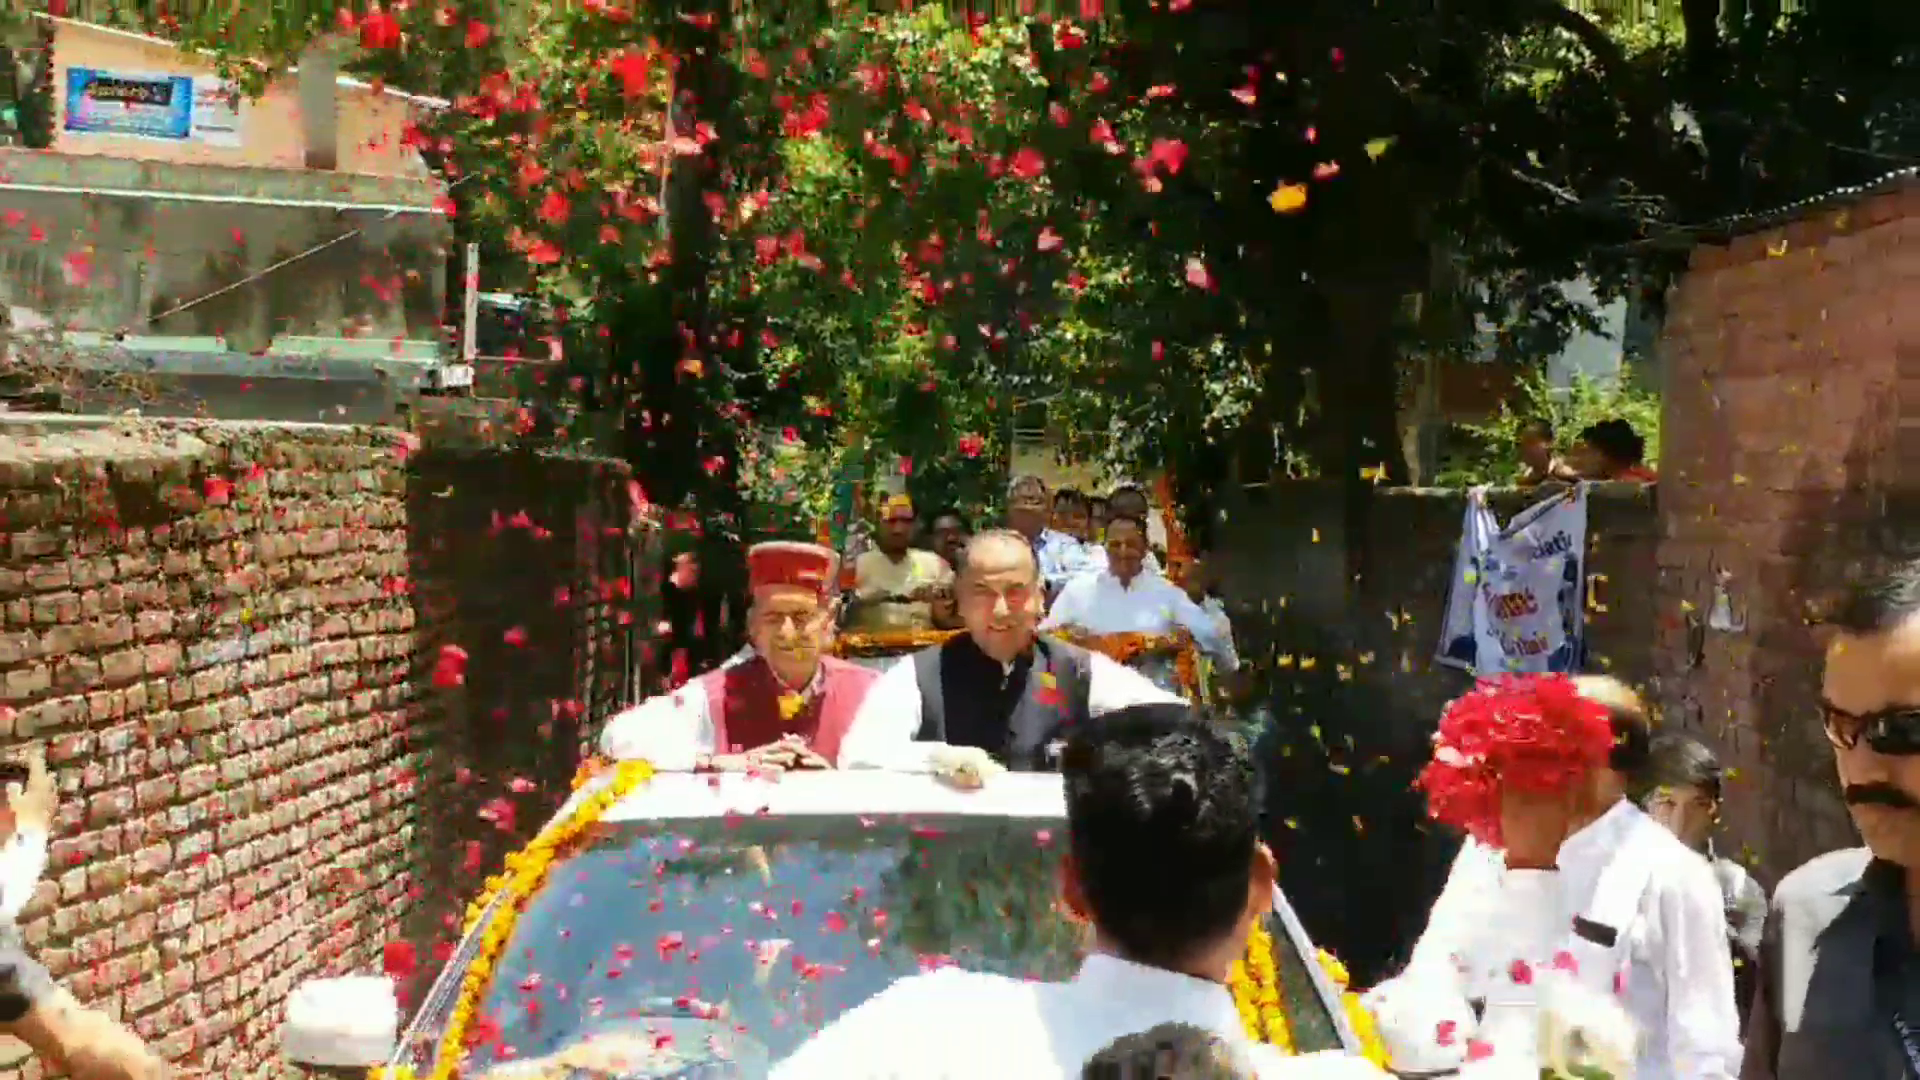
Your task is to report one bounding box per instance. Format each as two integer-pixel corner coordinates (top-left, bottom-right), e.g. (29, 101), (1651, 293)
(769, 952), (1385, 1079)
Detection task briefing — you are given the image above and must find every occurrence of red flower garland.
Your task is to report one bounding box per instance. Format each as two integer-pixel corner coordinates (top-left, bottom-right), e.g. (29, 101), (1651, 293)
(1416, 674), (1615, 847)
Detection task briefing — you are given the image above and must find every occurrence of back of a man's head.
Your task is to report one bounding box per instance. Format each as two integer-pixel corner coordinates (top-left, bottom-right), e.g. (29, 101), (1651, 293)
(1081, 1023), (1257, 1080)
(1571, 674), (1652, 776)
(1060, 703), (1258, 970)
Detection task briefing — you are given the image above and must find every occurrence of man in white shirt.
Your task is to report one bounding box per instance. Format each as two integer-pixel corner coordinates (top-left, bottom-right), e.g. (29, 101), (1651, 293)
(1374, 675), (1741, 1080)
(840, 530), (1182, 773)
(771, 702), (1383, 1080)
(0, 752), (50, 927)
(1043, 515), (1239, 674)
(1006, 475), (1095, 596)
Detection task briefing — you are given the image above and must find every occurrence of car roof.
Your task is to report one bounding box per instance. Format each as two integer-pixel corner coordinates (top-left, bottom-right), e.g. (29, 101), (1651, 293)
(595, 769), (1068, 824)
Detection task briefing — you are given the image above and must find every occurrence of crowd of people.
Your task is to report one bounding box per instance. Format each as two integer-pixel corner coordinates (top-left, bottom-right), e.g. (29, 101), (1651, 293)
(603, 521), (1920, 1078)
(604, 472), (1247, 779)
(3, 469), (1907, 1079)
(1516, 417), (1659, 487)
(845, 477), (1238, 678)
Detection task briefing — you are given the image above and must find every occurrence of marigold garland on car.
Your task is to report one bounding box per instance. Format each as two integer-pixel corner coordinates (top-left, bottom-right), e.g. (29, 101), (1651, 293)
(1229, 920), (1295, 1054)
(401, 759), (655, 1080)
(1315, 947), (1391, 1066)
(570, 755), (611, 791)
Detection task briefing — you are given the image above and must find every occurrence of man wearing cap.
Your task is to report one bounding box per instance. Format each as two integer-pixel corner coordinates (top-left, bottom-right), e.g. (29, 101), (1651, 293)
(599, 542), (881, 771)
(848, 495), (958, 633)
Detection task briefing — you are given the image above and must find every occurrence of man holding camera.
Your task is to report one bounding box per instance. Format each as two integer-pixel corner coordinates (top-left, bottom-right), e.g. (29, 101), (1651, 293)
(0, 750), (172, 1079)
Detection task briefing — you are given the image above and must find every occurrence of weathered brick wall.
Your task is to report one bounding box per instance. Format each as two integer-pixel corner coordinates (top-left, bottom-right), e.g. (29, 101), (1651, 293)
(1212, 481), (1657, 984)
(0, 418), (641, 1078)
(1655, 184), (1920, 883)
(399, 445), (650, 957)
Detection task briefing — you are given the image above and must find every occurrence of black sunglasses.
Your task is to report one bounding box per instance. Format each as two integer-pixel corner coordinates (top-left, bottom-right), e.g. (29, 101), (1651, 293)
(1823, 702), (1920, 756)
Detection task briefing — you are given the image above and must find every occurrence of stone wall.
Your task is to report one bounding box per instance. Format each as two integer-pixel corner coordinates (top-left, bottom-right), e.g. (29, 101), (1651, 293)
(1212, 481), (1658, 984)
(0, 418), (640, 1078)
(1655, 183), (1920, 882)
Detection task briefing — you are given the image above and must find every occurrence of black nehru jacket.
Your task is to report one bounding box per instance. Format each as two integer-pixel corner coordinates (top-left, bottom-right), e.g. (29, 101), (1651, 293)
(911, 634), (1093, 771)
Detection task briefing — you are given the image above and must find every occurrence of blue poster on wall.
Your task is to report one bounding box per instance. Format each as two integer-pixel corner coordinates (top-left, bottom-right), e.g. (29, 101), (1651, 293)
(64, 68), (195, 141)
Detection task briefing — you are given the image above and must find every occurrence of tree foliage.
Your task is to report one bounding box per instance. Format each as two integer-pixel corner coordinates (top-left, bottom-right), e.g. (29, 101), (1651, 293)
(140, 0), (1920, 519)
(1434, 371), (1663, 488)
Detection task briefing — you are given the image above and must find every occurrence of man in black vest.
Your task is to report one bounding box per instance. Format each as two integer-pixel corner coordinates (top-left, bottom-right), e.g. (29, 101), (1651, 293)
(839, 530), (1181, 774)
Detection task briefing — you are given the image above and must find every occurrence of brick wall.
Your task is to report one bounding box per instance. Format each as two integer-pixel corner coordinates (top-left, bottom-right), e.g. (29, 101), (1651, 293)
(0, 418), (641, 1078)
(1212, 481), (1658, 984)
(1654, 183), (1920, 882)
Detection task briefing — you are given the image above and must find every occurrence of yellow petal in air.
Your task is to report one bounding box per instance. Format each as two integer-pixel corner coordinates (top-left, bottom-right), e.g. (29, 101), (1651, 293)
(1269, 183), (1309, 213)
(1365, 137), (1395, 160)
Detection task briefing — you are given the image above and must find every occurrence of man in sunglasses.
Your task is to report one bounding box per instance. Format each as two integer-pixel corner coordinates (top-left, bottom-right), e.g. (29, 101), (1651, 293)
(1746, 557), (1920, 1079)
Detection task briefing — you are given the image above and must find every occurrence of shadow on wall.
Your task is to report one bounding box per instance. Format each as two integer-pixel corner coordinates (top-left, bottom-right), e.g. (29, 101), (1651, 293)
(1744, 389), (1905, 876)
(1222, 482), (1661, 987)
(1248, 608), (1468, 990)
(398, 445), (649, 987)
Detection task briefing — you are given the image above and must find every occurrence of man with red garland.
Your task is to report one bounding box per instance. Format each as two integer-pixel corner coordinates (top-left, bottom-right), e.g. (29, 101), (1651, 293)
(598, 542), (880, 771)
(1365, 674), (1740, 1080)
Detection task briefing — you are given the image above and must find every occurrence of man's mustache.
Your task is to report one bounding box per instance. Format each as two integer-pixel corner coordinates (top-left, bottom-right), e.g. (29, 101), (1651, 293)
(1844, 783), (1920, 810)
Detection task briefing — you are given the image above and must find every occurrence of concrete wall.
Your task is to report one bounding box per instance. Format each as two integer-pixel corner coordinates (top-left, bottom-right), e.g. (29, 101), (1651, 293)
(1654, 183), (1920, 881)
(1212, 481), (1659, 983)
(0, 194), (445, 342)
(48, 19), (434, 179)
(0, 417), (642, 1078)
(0, 20), (449, 345)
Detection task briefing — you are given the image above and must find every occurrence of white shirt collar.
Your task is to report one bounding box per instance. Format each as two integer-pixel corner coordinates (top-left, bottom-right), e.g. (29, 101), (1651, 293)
(1555, 797), (1637, 870)
(1070, 953), (1245, 1039)
(1100, 568), (1163, 593)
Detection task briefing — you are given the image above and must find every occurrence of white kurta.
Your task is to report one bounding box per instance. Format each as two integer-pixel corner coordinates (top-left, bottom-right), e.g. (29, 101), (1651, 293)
(0, 828), (45, 924)
(1036, 529), (1103, 589)
(836, 649), (1183, 771)
(1041, 570), (1240, 672)
(597, 651), (756, 771)
(769, 953), (1387, 1079)
(1394, 802), (1742, 1080)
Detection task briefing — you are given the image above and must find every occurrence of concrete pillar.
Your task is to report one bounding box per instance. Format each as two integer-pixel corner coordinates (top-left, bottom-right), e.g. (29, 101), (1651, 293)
(296, 36), (346, 171)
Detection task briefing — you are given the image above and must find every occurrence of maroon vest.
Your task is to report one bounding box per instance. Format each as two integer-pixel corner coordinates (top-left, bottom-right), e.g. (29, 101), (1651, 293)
(699, 655), (879, 764)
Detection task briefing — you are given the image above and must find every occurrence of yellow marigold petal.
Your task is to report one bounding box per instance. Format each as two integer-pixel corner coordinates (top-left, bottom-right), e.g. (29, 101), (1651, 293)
(1269, 183), (1309, 213)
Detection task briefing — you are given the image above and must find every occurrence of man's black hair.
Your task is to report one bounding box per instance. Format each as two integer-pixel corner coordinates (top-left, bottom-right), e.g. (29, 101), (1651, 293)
(1108, 483), (1149, 504)
(1634, 732), (1724, 805)
(929, 506), (971, 531)
(1059, 702), (1258, 970)
(1608, 707), (1652, 775)
(1577, 419), (1646, 467)
(1832, 556), (1920, 634)
(1103, 512), (1148, 536)
(1055, 488), (1089, 508)
(1518, 418), (1554, 441)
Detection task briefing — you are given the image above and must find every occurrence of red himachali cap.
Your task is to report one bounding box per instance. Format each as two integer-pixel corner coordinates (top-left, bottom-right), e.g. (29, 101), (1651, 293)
(747, 541), (838, 597)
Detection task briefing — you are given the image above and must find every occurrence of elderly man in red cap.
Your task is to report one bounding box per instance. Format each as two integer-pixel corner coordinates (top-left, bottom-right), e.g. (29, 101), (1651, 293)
(599, 541), (881, 771)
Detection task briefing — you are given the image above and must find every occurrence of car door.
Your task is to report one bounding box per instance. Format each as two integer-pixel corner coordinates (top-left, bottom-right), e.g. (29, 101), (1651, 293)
(1267, 884), (1364, 1055)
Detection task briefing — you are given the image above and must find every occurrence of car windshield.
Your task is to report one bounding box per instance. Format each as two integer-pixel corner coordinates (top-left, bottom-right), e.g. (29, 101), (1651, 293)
(447, 813), (1342, 1073)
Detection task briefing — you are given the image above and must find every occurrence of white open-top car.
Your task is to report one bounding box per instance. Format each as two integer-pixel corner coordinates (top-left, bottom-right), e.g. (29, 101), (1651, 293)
(282, 768), (1366, 1077)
